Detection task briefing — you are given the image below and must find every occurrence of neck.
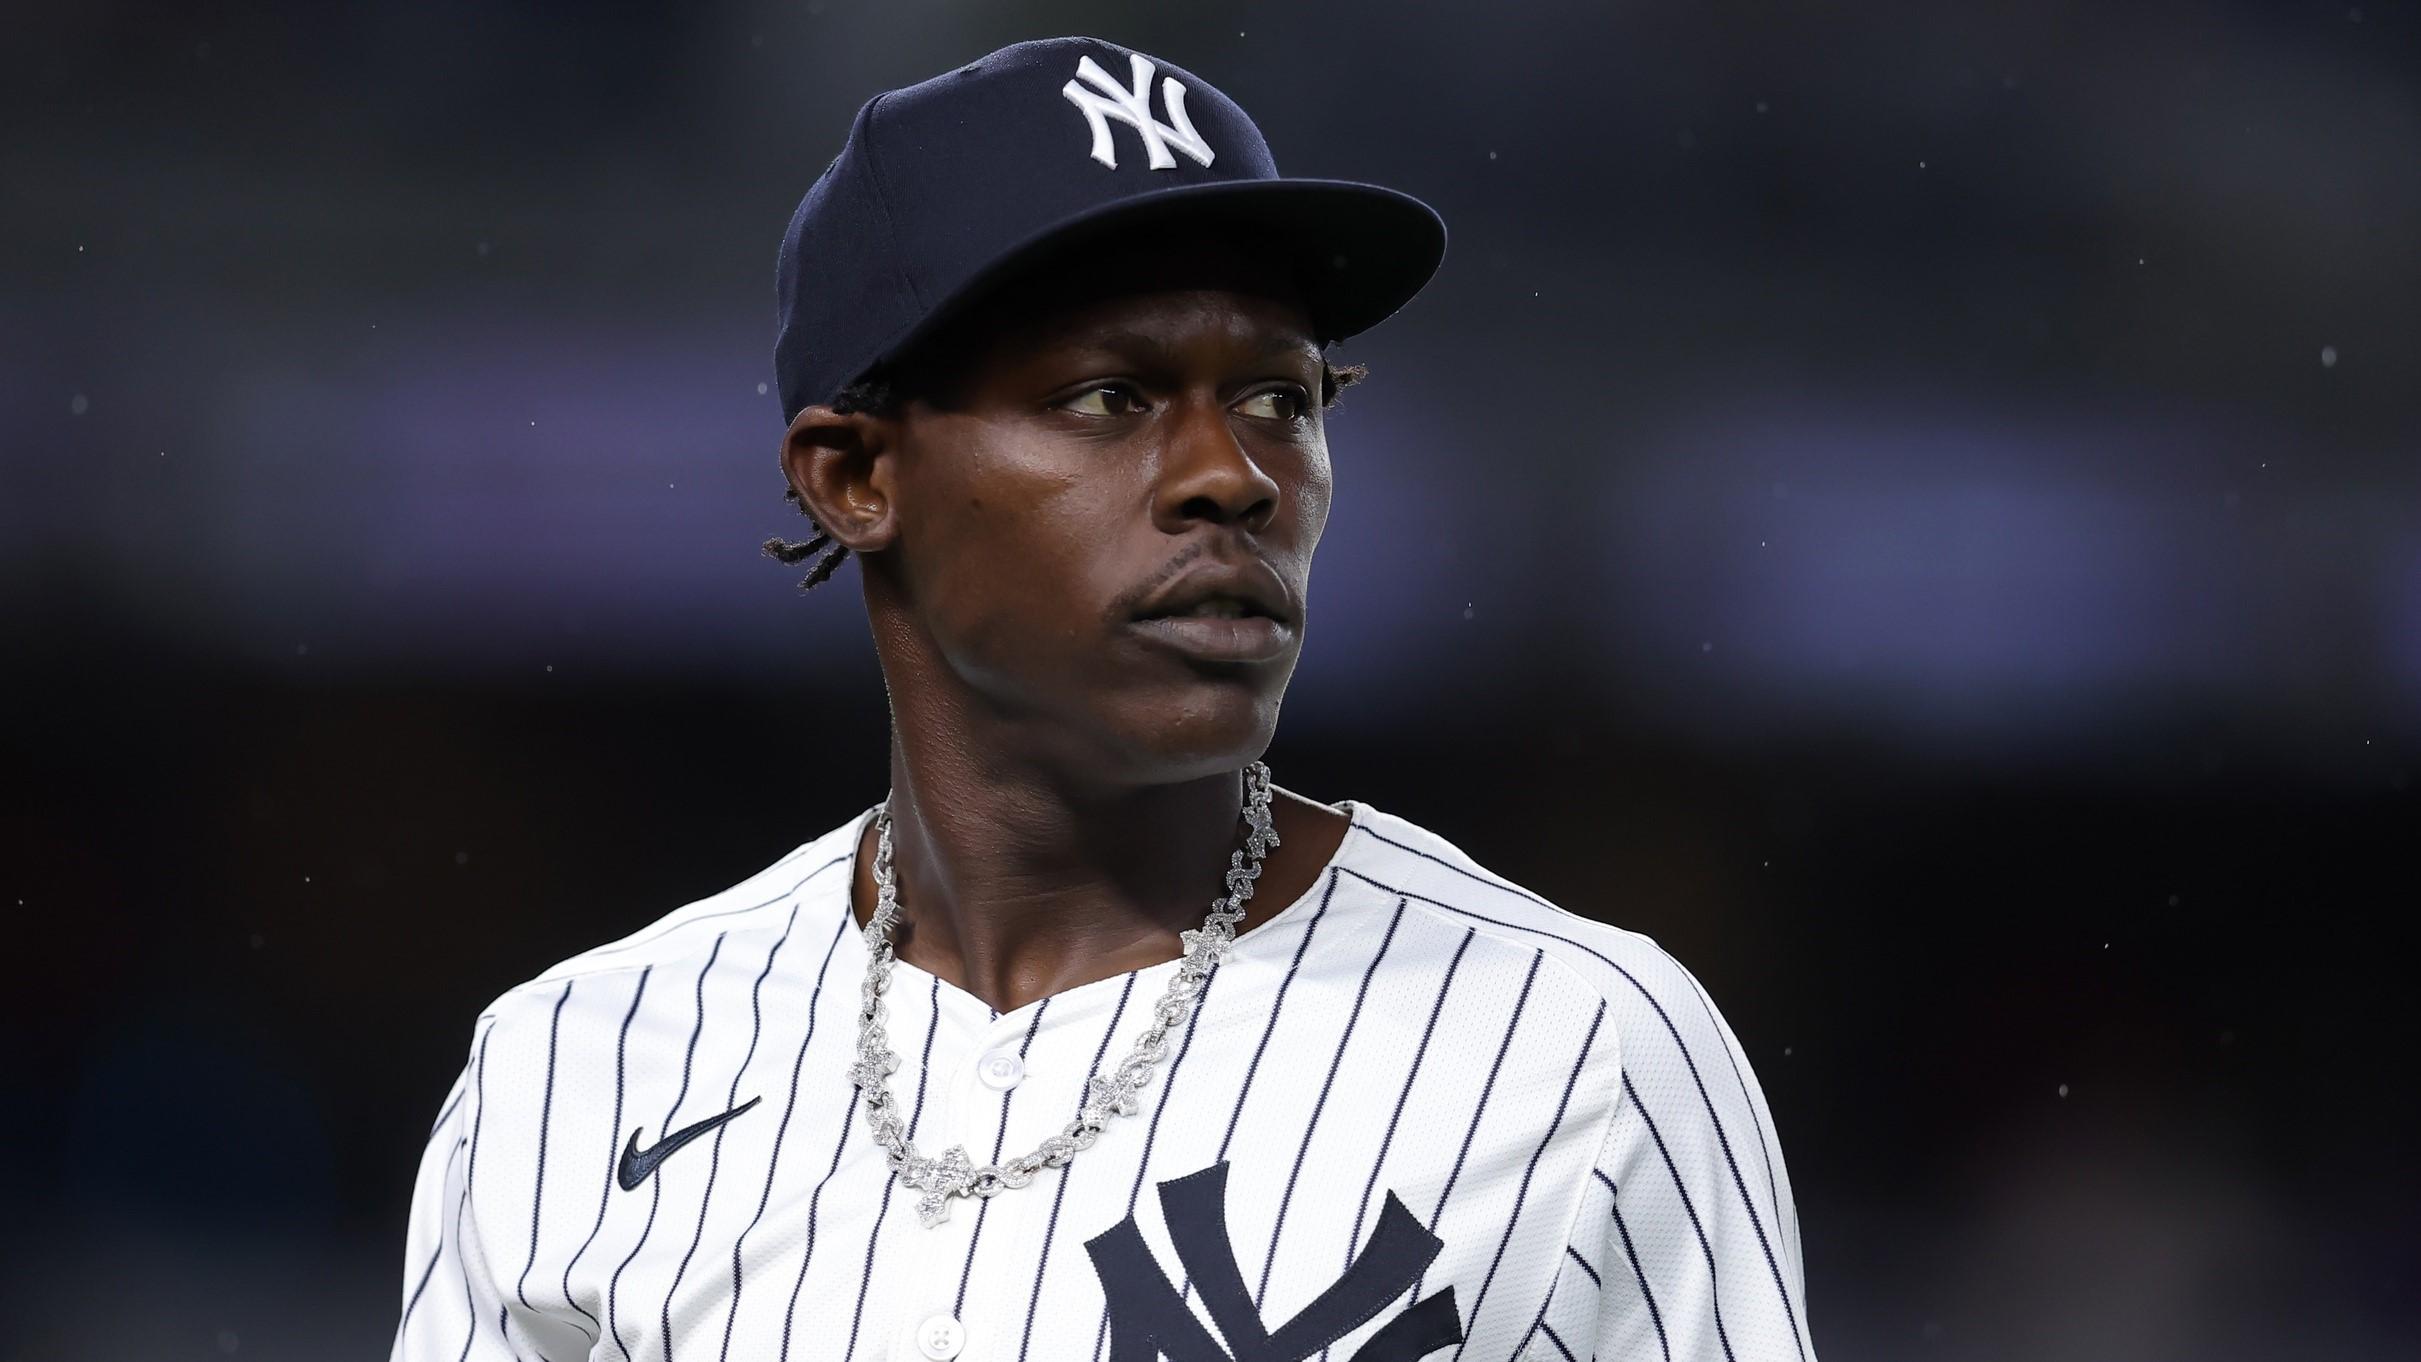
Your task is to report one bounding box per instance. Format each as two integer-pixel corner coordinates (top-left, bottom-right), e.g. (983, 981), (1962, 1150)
(848, 726), (1345, 1015)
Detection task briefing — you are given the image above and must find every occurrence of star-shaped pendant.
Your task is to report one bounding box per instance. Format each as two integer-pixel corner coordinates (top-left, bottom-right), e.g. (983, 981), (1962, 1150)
(1178, 927), (1230, 963)
(911, 1144), (976, 1227)
(1085, 1074), (1141, 1117)
(846, 1050), (899, 1089)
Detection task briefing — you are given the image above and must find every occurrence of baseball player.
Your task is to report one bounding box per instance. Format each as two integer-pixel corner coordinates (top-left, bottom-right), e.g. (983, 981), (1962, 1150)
(392, 35), (1815, 1362)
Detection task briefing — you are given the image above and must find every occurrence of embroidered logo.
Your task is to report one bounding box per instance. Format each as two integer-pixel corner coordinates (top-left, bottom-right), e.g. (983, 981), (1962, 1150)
(1062, 51), (1216, 172)
(615, 1095), (760, 1191)
(1084, 1160), (1464, 1362)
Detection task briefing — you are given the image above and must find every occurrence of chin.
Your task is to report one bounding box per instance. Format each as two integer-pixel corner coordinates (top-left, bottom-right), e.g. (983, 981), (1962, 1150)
(1100, 681), (1287, 783)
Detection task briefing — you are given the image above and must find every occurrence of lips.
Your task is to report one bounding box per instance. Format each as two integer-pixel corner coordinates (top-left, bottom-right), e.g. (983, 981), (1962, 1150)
(1126, 612), (1295, 663)
(1133, 558), (1294, 626)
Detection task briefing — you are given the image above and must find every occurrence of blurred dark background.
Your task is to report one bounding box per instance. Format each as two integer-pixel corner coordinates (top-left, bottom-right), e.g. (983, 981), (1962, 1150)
(6, 1), (2417, 1358)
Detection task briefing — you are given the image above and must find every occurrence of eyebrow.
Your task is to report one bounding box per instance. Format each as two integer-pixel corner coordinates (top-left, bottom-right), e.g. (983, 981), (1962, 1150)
(1074, 327), (1322, 370)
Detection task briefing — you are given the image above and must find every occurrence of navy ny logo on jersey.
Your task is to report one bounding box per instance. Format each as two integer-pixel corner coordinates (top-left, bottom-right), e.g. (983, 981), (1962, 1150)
(1084, 1160), (1464, 1362)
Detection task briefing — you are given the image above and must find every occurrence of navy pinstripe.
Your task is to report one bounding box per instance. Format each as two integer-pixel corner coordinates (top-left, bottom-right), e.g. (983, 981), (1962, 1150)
(458, 1026), (496, 1362)
(429, 1083), (467, 1139)
(1453, 999), (1604, 1359)
(1354, 831), (1796, 1246)
(516, 980), (575, 1316)
(1091, 961), (1225, 1362)
(560, 967), (652, 1342)
(608, 934), (728, 1362)
(585, 853), (847, 962)
(955, 998), (1051, 1318)
(662, 907), (798, 1360)
(454, 1163), (477, 1361)
(1253, 897), (1405, 1310)
(838, 976), (942, 1362)
(719, 907), (852, 1362)
(1340, 862), (1804, 1353)
(1620, 1075), (1735, 1362)
(396, 1132), (467, 1349)
(467, 1027), (492, 1197)
(1313, 923), (1474, 1362)
(1017, 971), (1135, 1362)
(1594, 1171), (1671, 1362)
(1413, 949), (1543, 1302)
(1679, 968), (1781, 1221)
(1172, 870), (1338, 1310)
(1512, 1271), (1564, 1361)
(776, 1096), (858, 1362)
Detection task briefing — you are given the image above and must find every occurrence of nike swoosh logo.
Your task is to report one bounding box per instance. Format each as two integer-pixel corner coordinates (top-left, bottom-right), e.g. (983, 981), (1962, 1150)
(616, 1095), (762, 1191)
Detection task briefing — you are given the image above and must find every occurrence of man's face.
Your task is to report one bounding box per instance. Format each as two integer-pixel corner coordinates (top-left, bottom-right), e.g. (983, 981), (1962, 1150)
(875, 236), (1334, 783)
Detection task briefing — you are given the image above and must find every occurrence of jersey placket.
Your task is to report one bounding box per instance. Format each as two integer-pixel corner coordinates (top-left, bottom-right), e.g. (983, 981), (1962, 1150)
(883, 995), (1054, 1362)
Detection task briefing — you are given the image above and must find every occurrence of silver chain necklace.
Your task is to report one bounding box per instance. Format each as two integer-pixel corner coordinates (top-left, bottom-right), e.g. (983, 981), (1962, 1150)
(850, 760), (1280, 1228)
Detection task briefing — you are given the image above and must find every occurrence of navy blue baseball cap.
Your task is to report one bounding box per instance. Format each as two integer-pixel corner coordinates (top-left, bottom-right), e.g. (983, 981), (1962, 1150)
(772, 35), (1447, 423)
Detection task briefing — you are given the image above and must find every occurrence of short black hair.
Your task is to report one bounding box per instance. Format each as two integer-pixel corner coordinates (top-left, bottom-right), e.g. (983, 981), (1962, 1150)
(762, 354), (1367, 592)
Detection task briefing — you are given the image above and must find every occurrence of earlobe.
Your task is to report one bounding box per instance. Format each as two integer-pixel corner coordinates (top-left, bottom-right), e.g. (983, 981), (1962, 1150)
(780, 406), (900, 553)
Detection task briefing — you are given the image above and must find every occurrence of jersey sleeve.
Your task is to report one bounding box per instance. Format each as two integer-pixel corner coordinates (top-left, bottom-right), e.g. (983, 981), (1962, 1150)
(391, 1020), (523, 1362)
(1527, 953), (1816, 1361)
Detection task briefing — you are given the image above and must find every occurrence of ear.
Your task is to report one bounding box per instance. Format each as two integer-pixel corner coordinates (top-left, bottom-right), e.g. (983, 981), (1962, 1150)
(780, 404), (902, 554)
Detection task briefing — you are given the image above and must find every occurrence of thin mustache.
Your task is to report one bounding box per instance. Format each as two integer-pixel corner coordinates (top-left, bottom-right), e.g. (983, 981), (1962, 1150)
(1112, 545), (1211, 624)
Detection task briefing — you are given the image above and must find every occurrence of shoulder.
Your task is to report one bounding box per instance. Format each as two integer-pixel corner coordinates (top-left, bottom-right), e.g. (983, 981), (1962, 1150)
(1341, 803), (1715, 1019)
(1337, 802), (1754, 1095)
(461, 802), (872, 1058)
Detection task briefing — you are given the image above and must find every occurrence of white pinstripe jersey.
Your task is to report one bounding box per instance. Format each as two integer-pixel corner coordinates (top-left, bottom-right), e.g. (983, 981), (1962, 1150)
(392, 797), (1815, 1362)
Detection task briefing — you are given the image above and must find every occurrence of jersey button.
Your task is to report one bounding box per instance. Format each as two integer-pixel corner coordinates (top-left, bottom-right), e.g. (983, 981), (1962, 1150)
(916, 1313), (965, 1361)
(977, 1050), (1025, 1091)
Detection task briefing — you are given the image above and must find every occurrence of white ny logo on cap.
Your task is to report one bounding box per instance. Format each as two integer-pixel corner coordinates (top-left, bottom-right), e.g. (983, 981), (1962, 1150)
(1061, 52), (1215, 172)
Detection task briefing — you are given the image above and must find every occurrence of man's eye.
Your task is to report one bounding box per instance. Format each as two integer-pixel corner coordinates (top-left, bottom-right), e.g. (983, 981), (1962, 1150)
(1236, 388), (1308, 421)
(1061, 384), (1145, 416)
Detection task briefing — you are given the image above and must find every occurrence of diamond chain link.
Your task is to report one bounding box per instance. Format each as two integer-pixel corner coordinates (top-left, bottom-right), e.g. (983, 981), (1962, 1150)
(851, 760), (1280, 1226)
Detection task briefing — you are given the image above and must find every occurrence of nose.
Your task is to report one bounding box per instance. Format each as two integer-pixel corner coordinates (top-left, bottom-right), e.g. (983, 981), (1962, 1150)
(1151, 398), (1281, 535)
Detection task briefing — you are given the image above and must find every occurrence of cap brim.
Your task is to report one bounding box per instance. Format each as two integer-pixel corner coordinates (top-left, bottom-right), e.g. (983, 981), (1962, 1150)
(872, 177), (1446, 377)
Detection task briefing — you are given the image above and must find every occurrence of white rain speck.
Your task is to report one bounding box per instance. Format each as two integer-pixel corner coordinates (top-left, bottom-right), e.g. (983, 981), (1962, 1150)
(70, 393), (89, 416)
(2320, 345), (2339, 367)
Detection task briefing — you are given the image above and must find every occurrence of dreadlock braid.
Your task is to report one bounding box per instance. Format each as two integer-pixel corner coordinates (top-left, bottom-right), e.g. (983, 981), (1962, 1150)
(761, 375), (895, 591)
